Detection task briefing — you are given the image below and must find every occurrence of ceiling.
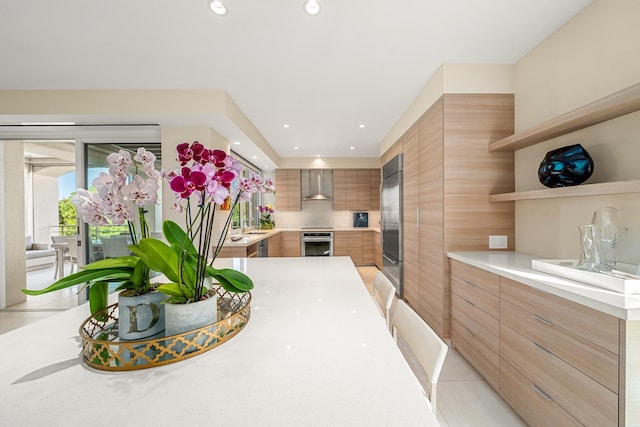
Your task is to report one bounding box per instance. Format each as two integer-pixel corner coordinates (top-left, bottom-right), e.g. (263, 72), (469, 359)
(0, 0), (592, 164)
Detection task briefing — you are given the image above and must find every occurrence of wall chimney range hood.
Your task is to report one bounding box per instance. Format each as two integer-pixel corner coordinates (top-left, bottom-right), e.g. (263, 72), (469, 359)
(301, 169), (332, 200)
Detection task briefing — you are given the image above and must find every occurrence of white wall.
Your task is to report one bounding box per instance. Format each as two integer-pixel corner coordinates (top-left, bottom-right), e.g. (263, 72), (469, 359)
(1, 141), (27, 307)
(512, 0), (640, 263)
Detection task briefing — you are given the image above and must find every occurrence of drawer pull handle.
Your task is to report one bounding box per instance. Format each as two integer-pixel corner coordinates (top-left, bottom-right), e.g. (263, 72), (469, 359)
(463, 327), (474, 337)
(463, 298), (475, 307)
(532, 341), (553, 356)
(531, 384), (553, 402)
(532, 313), (553, 325)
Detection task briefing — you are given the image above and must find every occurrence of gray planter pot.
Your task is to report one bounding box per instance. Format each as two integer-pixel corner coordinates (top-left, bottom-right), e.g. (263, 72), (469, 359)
(118, 291), (167, 341)
(165, 293), (218, 337)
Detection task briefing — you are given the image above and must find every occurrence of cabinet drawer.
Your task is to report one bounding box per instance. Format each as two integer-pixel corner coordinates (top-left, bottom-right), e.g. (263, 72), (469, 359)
(451, 293), (499, 353)
(501, 324), (618, 426)
(451, 275), (499, 319)
(500, 358), (581, 427)
(501, 298), (618, 393)
(450, 260), (499, 296)
(500, 277), (619, 355)
(451, 319), (499, 390)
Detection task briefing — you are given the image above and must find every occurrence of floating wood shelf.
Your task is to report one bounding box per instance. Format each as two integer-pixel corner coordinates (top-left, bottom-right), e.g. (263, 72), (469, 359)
(489, 180), (640, 202)
(488, 83), (640, 152)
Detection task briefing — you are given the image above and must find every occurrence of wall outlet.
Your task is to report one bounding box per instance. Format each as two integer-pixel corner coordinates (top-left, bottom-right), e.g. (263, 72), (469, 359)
(489, 235), (508, 249)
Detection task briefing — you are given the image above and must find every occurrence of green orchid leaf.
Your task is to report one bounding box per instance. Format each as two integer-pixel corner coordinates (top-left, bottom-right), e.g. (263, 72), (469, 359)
(129, 238), (181, 283)
(206, 266), (254, 293)
(89, 281), (109, 320)
(22, 268), (132, 296)
(130, 259), (147, 289)
(81, 256), (139, 270)
(157, 282), (194, 301)
(163, 220), (198, 257)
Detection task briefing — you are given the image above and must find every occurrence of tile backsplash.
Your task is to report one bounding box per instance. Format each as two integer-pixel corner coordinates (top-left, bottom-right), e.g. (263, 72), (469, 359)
(275, 200), (380, 229)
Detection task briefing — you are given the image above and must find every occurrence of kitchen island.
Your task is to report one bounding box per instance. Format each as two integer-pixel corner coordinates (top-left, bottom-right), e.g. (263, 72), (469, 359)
(0, 257), (438, 426)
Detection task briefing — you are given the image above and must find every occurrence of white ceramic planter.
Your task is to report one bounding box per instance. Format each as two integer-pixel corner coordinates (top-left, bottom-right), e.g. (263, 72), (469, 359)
(118, 291), (168, 340)
(164, 293), (218, 337)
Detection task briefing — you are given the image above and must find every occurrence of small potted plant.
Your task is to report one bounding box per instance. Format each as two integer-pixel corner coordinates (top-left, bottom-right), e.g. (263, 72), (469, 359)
(129, 141), (275, 336)
(23, 147), (166, 339)
(257, 204), (275, 229)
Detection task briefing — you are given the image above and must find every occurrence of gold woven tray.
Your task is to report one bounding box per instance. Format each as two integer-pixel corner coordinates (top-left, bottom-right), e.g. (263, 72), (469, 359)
(79, 286), (251, 371)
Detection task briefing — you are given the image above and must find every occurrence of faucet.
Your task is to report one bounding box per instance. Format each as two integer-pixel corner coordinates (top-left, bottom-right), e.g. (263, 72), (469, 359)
(242, 217), (253, 233)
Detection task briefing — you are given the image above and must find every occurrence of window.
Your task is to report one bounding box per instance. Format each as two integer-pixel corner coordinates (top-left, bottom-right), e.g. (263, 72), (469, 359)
(230, 153), (261, 231)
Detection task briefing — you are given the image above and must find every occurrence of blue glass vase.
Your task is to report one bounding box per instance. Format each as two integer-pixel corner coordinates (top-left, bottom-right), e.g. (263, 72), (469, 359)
(538, 144), (594, 188)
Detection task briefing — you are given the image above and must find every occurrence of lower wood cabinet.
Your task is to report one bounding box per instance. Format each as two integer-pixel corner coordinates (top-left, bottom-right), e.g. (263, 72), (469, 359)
(267, 233), (282, 257)
(217, 243), (258, 258)
(373, 231), (382, 269)
(281, 231), (301, 257)
(450, 259), (621, 427)
(334, 230), (377, 266)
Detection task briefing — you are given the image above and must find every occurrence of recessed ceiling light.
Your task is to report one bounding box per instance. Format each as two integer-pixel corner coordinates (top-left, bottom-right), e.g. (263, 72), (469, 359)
(293, 146), (299, 150)
(350, 146), (355, 150)
(232, 141), (241, 145)
(283, 124), (291, 128)
(264, 165), (269, 169)
(208, 0), (227, 16)
(303, 0), (321, 15)
(252, 155), (258, 159)
(316, 154), (321, 158)
(359, 124), (366, 128)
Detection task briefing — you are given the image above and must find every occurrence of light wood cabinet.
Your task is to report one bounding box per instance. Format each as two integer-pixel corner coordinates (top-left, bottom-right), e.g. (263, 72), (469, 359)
(393, 93), (515, 339)
(217, 242), (258, 258)
(332, 169), (381, 211)
(373, 230), (382, 269)
(267, 233), (282, 257)
(275, 169), (301, 211)
(450, 260), (500, 390)
(450, 259), (623, 426)
(280, 231), (301, 257)
(334, 231), (363, 265)
(333, 230), (376, 266)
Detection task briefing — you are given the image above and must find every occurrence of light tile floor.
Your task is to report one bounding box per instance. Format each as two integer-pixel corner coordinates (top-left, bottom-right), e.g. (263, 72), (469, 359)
(3, 264), (526, 426)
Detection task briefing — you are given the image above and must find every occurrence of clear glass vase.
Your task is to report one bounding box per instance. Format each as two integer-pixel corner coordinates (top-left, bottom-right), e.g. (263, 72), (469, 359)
(591, 207), (627, 272)
(575, 224), (600, 271)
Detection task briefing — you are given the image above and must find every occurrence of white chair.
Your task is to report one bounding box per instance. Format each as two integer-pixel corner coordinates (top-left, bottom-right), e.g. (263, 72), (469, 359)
(372, 271), (395, 329)
(64, 236), (79, 275)
(101, 236), (131, 258)
(391, 299), (448, 414)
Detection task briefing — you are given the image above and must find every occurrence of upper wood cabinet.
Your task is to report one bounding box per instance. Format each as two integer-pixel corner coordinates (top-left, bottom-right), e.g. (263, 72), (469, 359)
(332, 169), (381, 211)
(275, 169), (301, 211)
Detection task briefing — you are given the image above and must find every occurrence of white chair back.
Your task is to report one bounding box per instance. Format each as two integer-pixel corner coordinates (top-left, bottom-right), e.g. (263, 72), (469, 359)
(372, 271), (395, 329)
(391, 299), (448, 414)
(101, 236), (131, 258)
(64, 236), (79, 274)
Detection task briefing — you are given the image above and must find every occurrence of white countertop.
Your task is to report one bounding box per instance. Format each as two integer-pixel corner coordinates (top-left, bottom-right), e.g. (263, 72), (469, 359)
(448, 251), (640, 320)
(0, 257), (438, 426)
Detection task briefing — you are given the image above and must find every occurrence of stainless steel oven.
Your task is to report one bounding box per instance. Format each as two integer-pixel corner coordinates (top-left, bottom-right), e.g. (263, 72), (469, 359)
(301, 232), (333, 257)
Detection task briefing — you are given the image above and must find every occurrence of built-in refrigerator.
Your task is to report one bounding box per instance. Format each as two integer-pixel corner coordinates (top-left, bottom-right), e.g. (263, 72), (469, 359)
(381, 154), (403, 296)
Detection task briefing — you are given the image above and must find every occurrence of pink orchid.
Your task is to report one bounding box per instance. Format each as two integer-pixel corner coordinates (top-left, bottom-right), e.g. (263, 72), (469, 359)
(170, 166), (207, 199)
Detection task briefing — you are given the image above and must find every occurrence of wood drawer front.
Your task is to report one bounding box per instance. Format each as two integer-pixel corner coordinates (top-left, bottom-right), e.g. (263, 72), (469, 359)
(501, 298), (618, 393)
(501, 324), (618, 426)
(450, 260), (499, 296)
(451, 319), (499, 390)
(451, 293), (499, 353)
(500, 358), (581, 427)
(500, 277), (619, 355)
(451, 275), (499, 319)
